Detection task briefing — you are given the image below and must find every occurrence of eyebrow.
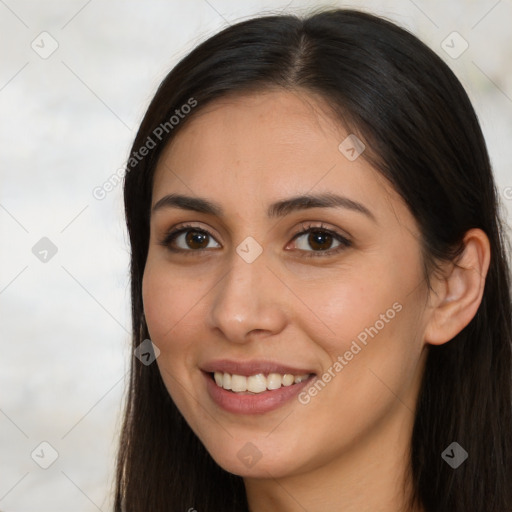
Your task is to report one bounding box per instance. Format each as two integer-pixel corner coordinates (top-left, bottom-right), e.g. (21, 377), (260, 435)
(151, 192), (376, 221)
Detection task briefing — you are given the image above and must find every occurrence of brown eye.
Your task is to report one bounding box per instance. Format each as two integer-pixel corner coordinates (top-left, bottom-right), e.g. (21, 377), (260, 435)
(184, 230), (210, 249)
(307, 230), (335, 251)
(160, 225), (221, 251)
(160, 222), (351, 258)
(290, 223), (352, 258)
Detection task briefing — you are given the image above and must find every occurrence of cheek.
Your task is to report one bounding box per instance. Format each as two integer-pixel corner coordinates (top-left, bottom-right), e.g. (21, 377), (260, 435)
(141, 257), (216, 385)
(141, 261), (199, 410)
(296, 251), (424, 404)
(141, 260), (193, 349)
(299, 262), (407, 357)
(142, 248), (200, 323)
(142, 263), (171, 340)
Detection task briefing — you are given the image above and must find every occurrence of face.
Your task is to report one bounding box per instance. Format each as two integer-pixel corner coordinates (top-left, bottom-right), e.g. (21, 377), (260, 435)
(142, 89), (430, 480)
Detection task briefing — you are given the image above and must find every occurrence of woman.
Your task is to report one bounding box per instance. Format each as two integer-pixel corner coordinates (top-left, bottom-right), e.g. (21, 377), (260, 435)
(115, 8), (512, 511)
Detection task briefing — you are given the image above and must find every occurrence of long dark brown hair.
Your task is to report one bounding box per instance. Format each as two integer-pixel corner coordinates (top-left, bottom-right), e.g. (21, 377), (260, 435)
(116, 8), (512, 511)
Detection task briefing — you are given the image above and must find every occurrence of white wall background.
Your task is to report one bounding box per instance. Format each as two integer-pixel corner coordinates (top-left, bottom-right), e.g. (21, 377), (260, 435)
(0, 0), (511, 510)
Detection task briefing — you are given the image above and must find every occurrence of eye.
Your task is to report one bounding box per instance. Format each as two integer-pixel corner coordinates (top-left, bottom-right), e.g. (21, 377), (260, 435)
(159, 222), (352, 257)
(160, 224), (220, 252)
(288, 222), (352, 258)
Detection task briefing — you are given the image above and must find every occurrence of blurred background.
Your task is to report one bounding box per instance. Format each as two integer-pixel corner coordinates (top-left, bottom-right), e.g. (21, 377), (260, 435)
(0, 0), (511, 510)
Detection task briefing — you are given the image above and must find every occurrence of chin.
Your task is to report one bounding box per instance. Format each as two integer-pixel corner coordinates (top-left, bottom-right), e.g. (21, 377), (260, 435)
(201, 437), (306, 479)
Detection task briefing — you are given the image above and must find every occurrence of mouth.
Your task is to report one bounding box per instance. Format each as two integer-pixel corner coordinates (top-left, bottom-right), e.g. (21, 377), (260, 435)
(209, 371), (314, 394)
(200, 360), (317, 414)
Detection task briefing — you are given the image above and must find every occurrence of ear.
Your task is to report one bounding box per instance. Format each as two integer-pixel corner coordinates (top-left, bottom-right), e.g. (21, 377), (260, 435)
(423, 229), (491, 346)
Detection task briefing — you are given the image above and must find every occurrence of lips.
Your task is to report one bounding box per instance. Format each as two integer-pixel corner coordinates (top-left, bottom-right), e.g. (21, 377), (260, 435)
(201, 359), (317, 414)
(201, 359), (315, 377)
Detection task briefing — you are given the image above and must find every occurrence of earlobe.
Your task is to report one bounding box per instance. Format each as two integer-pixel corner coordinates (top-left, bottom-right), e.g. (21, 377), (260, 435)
(423, 229), (491, 346)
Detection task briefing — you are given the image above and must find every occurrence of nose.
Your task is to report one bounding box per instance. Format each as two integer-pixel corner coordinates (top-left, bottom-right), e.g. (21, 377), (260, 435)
(207, 248), (288, 344)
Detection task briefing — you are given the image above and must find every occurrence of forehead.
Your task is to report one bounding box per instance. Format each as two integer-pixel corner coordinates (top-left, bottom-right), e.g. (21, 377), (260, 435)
(151, 89), (404, 223)
(157, 90), (343, 170)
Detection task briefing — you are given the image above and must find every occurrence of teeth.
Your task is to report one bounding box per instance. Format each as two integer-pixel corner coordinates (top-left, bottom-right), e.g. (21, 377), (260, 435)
(222, 373), (231, 391)
(267, 373), (282, 390)
(213, 371), (311, 393)
(231, 374), (247, 392)
(247, 374), (267, 393)
(282, 374), (294, 386)
(214, 372), (223, 387)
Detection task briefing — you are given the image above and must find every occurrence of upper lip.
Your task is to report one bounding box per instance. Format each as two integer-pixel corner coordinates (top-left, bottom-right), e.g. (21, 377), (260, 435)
(201, 359), (316, 376)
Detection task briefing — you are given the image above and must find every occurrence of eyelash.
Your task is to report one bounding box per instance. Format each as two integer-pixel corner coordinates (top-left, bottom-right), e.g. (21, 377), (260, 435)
(159, 222), (352, 258)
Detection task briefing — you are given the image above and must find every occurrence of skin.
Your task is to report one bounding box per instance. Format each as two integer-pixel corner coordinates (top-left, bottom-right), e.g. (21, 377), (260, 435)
(142, 89), (490, 511)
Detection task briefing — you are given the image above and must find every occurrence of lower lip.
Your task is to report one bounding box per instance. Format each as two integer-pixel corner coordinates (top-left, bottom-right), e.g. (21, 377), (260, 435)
(203, 371), (315, 415)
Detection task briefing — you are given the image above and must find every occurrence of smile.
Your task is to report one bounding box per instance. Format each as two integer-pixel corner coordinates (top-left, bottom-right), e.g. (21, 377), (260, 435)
(212, 371), (311, 393)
